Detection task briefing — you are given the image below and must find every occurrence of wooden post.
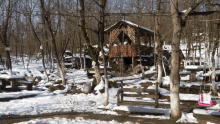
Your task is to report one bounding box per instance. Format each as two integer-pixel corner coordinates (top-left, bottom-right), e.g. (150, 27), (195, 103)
(121, 80), (123, 101)
(132, 57), (136, 68)
(155, 81), (158, 108)
(190, 71), (197, 82)
(11, 79), (19, 91)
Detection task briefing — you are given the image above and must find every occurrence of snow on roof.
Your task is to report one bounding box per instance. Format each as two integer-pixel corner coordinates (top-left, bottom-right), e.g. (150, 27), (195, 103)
(104, 20), (154, 33)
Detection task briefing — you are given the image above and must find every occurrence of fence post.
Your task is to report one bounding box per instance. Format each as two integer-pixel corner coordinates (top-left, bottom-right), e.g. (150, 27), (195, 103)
(155, 81), (159, 108)
(121, 80), (123, 101)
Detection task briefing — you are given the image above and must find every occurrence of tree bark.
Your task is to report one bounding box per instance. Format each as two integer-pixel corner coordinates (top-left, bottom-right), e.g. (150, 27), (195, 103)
(79, 32), (83, 69)
(0, 1), (12, 74)
(155, 0), (163, 85)
(170, 0), (203, 119)
(211, 39), (218, 94)
(170, 0), (181, 119)
(84, 44), (86, 70)
(28, 13), (49, 82)
(40, 0), (65, 84)
(79, 0), (102, 84)
(99, 0), (108, 106)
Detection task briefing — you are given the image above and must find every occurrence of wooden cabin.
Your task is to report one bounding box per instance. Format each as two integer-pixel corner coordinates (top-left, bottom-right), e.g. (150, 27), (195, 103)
(105, 20), (154, 69)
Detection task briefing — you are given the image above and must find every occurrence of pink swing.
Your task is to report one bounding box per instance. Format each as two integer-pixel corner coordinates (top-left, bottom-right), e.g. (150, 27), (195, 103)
(198, 93), (217, 107)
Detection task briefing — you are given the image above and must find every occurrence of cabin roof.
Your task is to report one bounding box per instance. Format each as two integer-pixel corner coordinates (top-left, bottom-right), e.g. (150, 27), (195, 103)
(104, 20), (154, 34)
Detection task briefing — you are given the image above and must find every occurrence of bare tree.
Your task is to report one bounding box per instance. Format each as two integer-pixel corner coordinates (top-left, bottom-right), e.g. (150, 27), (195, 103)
(99, 0), (109, 106)
(155, 0), (163, 85)
(0, 0), (12, 74)
(79, 0), (102, 84)
(170, 0), (203, 119)
(28, 11), (50, 82)
(40, 0), (66, 85)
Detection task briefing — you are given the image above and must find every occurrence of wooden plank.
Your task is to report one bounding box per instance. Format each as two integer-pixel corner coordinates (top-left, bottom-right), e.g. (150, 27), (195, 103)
(129, 112), (165, 116)
(123, 94), (157, 98)
(118, 101), (170, 108)
(161, 85), (211, 91)
(180, 100), (198, 103)
(122, 88), (155, 94)
(87, 68), (112, 72)
(179, 71), (191, 75)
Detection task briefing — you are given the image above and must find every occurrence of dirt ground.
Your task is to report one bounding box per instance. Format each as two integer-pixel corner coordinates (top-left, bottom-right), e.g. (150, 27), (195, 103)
(0, 112), (220, 124)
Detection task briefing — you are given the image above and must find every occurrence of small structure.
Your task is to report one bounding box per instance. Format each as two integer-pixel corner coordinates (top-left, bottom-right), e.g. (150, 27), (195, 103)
(63, 50), (74, 68)
(105, 20), (154, 70)
(63, 50), (92, 69)
(0, 74), (25, 91)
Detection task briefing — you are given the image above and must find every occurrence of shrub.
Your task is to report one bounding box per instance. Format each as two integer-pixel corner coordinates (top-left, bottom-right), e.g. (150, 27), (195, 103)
(91, 77), (97, 90)
(108, 80), (118, 88)
(55, 80), (62, 84)
(48, 84), (65, 92)
(33, 81), (39, 86)
(99, 87), (105, 93)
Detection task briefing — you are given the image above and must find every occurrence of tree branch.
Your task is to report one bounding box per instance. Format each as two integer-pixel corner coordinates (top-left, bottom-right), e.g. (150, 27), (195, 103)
(92, 0), (101, 8)
(78, 25), (98, 33)
(207, 0), (220, 6)
(182, 0), (204, 22)
(79, 0), (100, 60)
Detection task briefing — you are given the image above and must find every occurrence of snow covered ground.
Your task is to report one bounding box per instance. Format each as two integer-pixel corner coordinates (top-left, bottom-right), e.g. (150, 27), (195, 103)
(15, 117), (134, 124)
(1, 43), (220, 123)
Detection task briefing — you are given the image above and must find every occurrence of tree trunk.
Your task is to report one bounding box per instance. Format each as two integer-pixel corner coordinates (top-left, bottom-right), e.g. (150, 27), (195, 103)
(218, 38), (220, 69)
(0, 1), (12, 74)
(40, 0), (66, 85)
(170, 0), (181, 119)
(51, 52), (54, 71)
(99, 0), (108, 106)
(21, 43), (25, 68)
(100, 43), (109, 106)
(185, 41), (190, 66)
(28, 14), (49, 82)
(26, 52), (31, 70)
(84, 44), (86, 70)
(79, 0), (102, 84)
(15, 46), (18, 65)
(155, 0), (163, 85)
(199, 41), (202, 66)
(193, 43), (195, 65)
(170, 0), (203, 119)
(208, 22), (211, 65)
(211, 40), (218, 94)
(79, 32), (83, 69)
(94, 64), (101, 84)
(42, 50), (49, 82)
(6, 51), (12, 75)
